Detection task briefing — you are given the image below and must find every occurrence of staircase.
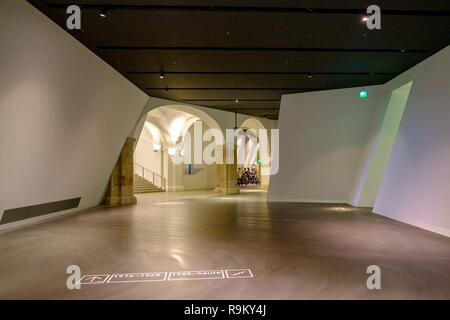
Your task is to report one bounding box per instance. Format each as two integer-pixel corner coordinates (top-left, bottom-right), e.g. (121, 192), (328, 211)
(133, 174), (164, 194)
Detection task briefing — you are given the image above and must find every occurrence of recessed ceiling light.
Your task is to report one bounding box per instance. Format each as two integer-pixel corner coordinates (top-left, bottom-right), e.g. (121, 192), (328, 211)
(362, 16), (368, 22)
(307, 74), (312, 78)
(235, 99), (239, 103)
(99, 8), (107, 18)
(159, 72), (165, 79)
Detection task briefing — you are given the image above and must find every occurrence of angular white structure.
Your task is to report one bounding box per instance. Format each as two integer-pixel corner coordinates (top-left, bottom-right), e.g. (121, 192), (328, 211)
(268, 46), (450, 237)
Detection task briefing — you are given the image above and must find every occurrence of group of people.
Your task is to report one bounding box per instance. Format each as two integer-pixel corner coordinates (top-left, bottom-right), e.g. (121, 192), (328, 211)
(237, 166), (260, 186)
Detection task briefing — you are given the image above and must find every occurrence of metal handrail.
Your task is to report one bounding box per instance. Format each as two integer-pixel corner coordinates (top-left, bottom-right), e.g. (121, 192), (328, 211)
(133, 162), (166, 190)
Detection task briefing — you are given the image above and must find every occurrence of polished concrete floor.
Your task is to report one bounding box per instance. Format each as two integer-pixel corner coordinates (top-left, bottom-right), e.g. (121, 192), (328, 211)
(0, 190), (449, 300)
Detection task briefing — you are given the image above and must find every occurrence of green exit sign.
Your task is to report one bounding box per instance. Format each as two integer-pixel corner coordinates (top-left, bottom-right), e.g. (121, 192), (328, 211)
(360, 91), (367, 98)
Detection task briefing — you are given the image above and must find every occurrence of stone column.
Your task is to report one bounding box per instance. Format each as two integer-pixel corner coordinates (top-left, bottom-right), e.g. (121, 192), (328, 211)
(103, 138), (137, 206)
(215, 144), (240, 195)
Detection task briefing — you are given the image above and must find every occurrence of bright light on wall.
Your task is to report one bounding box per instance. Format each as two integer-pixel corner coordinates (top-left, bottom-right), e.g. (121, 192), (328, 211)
(360, 90), (367, 98)
(168, 148), (176, 156)
(153, 143), (161, 151)
(145, 122), (160, 144)
(169, 118), (185, 144)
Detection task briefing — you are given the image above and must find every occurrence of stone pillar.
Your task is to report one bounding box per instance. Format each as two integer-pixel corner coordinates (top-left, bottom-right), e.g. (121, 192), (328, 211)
(103, 138), (137, 206)
(215, 144), (240, 195)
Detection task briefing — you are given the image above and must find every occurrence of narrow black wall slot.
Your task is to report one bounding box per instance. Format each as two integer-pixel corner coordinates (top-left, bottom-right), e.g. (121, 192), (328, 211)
(1, 197), (81, 224)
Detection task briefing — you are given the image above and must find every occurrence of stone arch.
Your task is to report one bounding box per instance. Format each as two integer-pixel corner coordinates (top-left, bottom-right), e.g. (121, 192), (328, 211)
(240, 117), (266, 135)
(132, 100), (230, 193)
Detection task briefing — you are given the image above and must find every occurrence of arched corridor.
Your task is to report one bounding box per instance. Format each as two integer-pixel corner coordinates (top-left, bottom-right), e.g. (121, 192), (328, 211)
(133, 104), (224, 193)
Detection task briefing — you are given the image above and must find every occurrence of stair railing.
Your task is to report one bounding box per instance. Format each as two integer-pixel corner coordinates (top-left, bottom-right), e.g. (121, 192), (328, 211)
(133, 162), (166, 190)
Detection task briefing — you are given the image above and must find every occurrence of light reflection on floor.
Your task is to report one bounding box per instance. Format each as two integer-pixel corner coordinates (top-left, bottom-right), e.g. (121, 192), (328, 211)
(0, 189), (449, 299)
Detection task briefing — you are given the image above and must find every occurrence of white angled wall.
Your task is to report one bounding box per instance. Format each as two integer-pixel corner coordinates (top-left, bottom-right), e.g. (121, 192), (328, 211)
(350, 81), (412, 207)
(0, 0), (149, 230)
(373, 46), (450, 237)
(268, 45), (450, 237)
(267, 86), (381, 203)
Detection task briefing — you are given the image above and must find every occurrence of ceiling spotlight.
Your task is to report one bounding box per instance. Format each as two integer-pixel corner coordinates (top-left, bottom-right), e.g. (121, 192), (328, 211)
(235, 99), (239, 103)
(362, 16), (368, 22)
(159, 72), (165, 79)
(307, 74), (312, 78)
(99, 8), (107, 18)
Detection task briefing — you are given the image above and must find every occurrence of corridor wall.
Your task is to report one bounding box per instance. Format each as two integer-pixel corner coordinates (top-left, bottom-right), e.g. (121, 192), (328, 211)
(268, 45), (450, 237)
(267, 86), (381, 203)
(373, 46), (450, 237)
(0, 0), (149, 230)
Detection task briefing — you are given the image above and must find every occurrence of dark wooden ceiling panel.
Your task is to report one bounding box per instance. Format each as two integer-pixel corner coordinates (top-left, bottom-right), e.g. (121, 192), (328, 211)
(98, 50), (433, 73)
(128, 73), (392, 89)
(28, 0), (450, 118)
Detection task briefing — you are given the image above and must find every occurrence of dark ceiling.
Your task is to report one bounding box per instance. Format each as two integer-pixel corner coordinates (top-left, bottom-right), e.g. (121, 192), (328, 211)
(28, 1), (450, 119)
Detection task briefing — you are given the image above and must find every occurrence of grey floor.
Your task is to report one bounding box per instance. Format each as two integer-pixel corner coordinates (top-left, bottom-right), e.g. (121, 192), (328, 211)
(0, 190), (449, 300)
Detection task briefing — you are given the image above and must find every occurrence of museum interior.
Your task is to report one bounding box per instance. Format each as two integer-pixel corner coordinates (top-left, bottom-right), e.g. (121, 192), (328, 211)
(0, 0), (449, 300)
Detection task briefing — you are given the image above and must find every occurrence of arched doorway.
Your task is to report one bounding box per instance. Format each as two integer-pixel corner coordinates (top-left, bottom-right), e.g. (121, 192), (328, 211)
(133, 104), (226, 194)
(238, 118), (270, 190)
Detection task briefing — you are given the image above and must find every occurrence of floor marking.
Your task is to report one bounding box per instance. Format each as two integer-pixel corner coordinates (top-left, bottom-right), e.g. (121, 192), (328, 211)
(107, 272), (167, 283)
(168, 270), (225, 281)
(225, 269), (254, 279)
(77, 269), (253, 285)
(76, 274), (110, 285)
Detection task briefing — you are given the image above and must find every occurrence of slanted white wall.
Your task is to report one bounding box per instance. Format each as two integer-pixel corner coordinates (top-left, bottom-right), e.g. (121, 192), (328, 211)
(373, 46), (450, 237)
(267, 86), (381, 202)
(268, 45), (450, 237)
(351, 81), (412, 207)
(0, 0), (148, 230)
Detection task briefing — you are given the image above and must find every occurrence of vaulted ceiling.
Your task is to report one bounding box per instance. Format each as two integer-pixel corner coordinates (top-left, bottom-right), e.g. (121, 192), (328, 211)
(28, 1), (450, 119)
